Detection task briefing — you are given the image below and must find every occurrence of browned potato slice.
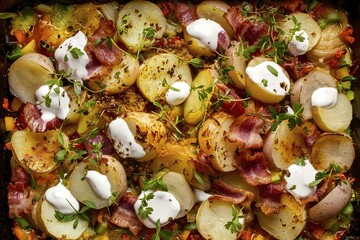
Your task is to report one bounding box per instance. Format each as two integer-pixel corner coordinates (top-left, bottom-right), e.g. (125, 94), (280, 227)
(150, 139), (211, 190)
(68, 155), (127, 209)
(290, 69), (337, 120)
(255, 194), (306, 240)
(137, 53), (192, 102)
(309, 133), (355, 171)
(11, 130), (69, 173)
(225, 41), (247, 89)
(196, 199), (244, 239)
(183, 31), (216, 58)
(312, 93), (352, 133)
(198, 112), (237, 172)
(263, 120), (307, 170)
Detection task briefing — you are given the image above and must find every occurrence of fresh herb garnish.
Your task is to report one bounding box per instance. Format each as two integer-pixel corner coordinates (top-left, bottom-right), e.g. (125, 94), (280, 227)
(224, 205), (243, 234)
(138, 191), (155, 219)
(152, 219), (175, 240)
(309, 163), (343, 187)
(269, 103), (304, 131)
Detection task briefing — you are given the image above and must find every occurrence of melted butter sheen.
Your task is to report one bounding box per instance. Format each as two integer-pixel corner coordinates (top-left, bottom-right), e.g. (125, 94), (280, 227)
(45, 181), (79, 214)
(134, 190), (180, 228)
(86, 170), (112, 199)
(311, 87), (338, 108)
(246, 61), (290, 96)
(108, 118), (146, 159)
(288, 30), (310, 56)
(55, 31), (89, 81)
(165, 81), (191, 106)
(186, 18), (225, 51)
(285, 159), (318, 199)
(35, 85), (70, 123)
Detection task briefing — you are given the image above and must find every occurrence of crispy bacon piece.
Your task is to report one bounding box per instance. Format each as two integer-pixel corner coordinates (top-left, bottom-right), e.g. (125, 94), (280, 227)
(157, 1), (175, 16)
(225, 7), (268, 45)
(8, 167), (33, 218)
(217, 30), (231, 52)
(23, 103), (61, 132)
(87, 19), (123, 67)
(86, 131), (115, 158)
(301, 177), (331, 205)
(210, 179), (255, 207)
(216, 84), (246, 117)
(110, 192), (142, 236)
(256, 182), (286, 215)
(196, 150), (217, 176)
(282, 58), (315, 80)
(229, 115), (264, 149)
(235, 150), (272, 186)
(173, 2), (197, 26)
(264, 0), (301, 13)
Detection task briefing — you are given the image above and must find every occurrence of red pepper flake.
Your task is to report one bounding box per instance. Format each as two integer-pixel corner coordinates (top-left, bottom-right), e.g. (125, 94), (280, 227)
(340, 26), (355, 44)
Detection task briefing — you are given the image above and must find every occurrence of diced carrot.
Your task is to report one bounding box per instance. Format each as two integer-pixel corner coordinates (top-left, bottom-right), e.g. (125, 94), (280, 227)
(2, 98), (9, 111)
(179, 229), (191, 240)
(13, 29), (27, 45)
(13, 225), (35, 240)
(5, 141), (12, 151)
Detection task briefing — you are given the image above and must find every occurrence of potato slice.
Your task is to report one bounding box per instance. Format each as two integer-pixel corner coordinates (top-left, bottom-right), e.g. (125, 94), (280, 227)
(263, 120), (307, 170)
(37, 196), (88, 239)
(87, 52), (140, 95)
(184, 69), (217, 125)
(312, 93), (352, 133)
(198, 112), (237, 172)
(308, 181), (352, 222)
(309, 133), (355, 171)
(225, 41), (247, 89)
(196, 199), (244, 240)
(68, 155), (127, 209)
(184, 31), (216, 58)
(123, 112), (167, 162)
(279, 12), (321, 52)
(137, 53), (192, 102)
(196, 1), (233, 37)
(9, 53), (55, 104)
(290, 69), (337, 120)
(11, 130), (68, 173)
(150, 139), (211, 190)
(255, 194), (306, 240)
(116, 0), (167, 53)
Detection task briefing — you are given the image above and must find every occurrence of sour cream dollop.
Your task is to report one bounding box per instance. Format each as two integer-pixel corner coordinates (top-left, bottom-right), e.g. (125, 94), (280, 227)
(285, 159), (318, 199)
(134, 190), (181, 228)
(35, 85), (70, 123)
(288, 30), (310, 56)
(165, 81), (191, 105)
(55, 31), (89, 81)
(311, 87), (338, 108)
(246, 61), (290, 96)
(186, 18), (225, 51)
(193, 188), (212, 202)
(108, 118), (146, 159)
(45, 181), (80, 214)
(85, 170), (112, 199)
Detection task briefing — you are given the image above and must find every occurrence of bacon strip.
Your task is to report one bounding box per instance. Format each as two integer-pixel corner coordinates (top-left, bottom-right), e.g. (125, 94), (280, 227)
(229, 115), (264, 149)
(256, 182), (286, 215)
(110, 192), (142, 236)
(173, 2), (197, 26)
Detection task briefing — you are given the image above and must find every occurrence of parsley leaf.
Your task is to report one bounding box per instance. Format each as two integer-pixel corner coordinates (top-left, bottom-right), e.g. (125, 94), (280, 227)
(224, 205), (243, 234)
(138, 192), (155, 219)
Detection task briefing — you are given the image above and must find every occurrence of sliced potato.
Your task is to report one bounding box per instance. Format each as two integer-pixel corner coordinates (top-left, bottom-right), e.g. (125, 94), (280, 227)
(37, 196), (88, 239)
(308, 181), (352, 222)
(116, 0), (167, 53)
(184, 69), (217, 125)
(198, 111), (237, 172)
(87, 52), (140, 95)
(123, 112), (168, 162)
(279, 12), (321, 52)
(68, 155), (127, 209)
(9, 53), (55, 104)
(290, 69), (337, 120)
(225, 41), (247, 89)
(255, 194), (306, 240)
(196, 1), (233, 37)
(150, 139), (211, 190)
(137, 53), (192, 102)
(183, 30), (216, 58)
(196, 199), (244, 240)
(312, 93), (352, 133)
(11, 130), (69, 173)
(309, 133), (355, 171)
(263, 120), (307, 170)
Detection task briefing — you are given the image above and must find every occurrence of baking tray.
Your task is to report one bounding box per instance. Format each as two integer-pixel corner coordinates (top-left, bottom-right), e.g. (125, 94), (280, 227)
(1, 0), (360, 239)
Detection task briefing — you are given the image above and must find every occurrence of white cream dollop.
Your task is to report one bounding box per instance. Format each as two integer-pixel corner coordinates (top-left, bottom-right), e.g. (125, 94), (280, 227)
(285, 159), (318, 199)
(311, 87), (338, 108)
(186, 18), (225, 51)
(45, 181), (80, 214)
(134, 190), (181, 228)
(35, 84), (70, 123)
(246, 61), (290, 96)
(165, 81), (191, 105)
(55, 31), (89, 81)
(85, 170), (112, 199)
(108, 118), (146, 159)
(193, 188), (212, 202)
(288, 30), (310, 56)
